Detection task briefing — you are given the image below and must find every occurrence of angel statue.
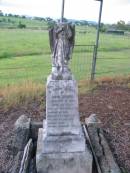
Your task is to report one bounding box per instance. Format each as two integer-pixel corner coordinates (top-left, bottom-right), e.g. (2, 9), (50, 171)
(49, 23), (75, 80)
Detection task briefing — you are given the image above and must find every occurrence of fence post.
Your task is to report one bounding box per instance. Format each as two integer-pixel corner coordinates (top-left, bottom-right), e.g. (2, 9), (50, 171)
(91, 45), (97, 80)
(91, 0), (103, 80)
(61, 0), (65, 23)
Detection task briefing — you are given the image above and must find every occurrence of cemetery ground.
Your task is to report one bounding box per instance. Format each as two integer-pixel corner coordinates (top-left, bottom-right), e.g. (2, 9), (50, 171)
(0, 78), (130, 173)
(0, 27), (130, 172)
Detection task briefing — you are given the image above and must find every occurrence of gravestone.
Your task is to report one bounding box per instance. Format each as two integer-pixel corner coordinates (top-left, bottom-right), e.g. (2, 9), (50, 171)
(36, 23), (92, 173)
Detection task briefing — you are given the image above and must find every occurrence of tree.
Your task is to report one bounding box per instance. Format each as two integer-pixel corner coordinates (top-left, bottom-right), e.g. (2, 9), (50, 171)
(14, 15), (20, 18)
(117, 20), (126, 30)
(34, 17), (45, 21)
(8, 18), (11, 23)
(2, 18), (6, 22)
(18, 21), (26, 29)
(21, 15), (26, 18)
(8, 13), (13, 17)
(45, 17), (53, 22)
(47, 20), (56, 29)
(100, 23), (107, 32)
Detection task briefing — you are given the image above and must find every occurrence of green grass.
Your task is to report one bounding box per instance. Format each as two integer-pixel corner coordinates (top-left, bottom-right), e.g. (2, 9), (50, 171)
(0, 49), (130, 87)
(96, 50), (130, 76)
(0, 16), (48, 28)
(0, 29), (50, 58)
(0, 54), (50, 86)
(1, 28), (130, 59)
(0, 27), (130, 87)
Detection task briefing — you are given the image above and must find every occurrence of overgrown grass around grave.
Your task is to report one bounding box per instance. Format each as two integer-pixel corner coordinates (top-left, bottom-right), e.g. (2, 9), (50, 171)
(1, 77), (130, 111)
(0, 81), (45, 111)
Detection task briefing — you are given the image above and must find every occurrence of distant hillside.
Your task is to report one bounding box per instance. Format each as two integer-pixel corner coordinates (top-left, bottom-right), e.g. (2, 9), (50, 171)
(0, 13), (98, 30)
(0, 15), (48, 29)
(67, 19), (97, 26)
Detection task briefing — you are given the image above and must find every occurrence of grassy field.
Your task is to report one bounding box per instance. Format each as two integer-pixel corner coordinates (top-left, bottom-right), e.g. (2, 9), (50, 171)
(1, 28), (130, 59)
(0, 27), (130, 87)
(0, 29), (49, 58)
(0, 16), (48, 28)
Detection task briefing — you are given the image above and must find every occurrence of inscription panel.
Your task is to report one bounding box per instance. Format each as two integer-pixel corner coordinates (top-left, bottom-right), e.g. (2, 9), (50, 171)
(46, 79), (80, 135)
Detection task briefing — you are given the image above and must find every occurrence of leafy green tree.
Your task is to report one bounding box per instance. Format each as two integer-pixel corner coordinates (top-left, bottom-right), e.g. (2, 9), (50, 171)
(2, 18), (6, 22)
(47, 20), (56, 29)
(45, 17), (53, 22)
(117, 20), (126, 30)
(8, 13), (13, 17)
(14, 15), (20, 18)
(21, 15), (26, 18)
(100, 23), (107, 32)
(8, 18), (11, 23)
(18, 21), (26, 29)
(34, 17), (45, 21)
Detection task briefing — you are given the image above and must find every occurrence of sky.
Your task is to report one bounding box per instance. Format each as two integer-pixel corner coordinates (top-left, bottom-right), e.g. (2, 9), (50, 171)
(0, 0), (130, 24)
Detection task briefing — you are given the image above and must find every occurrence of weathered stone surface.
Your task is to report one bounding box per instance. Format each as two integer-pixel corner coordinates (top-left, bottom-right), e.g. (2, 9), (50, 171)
(86, 114), (121, 173)
(85, 114), (102, 158)
(40, 127), (85, 153)
(14, 115), (31, 152)
(99, 132), (121, 173)
(15, 115), (31, 130)
(19, 139), (33, 173)
(49, 23), (75, 80)
(42, 78), (85, 153)
(36, 22), (92, 173)
(46, 77), (81, 136)
(29, 158), (37, 173)
(36, 128), (92, 173)
(30, 122), (42, 141)
(11, 151), (23, 173)
(85, 114), (101, 127)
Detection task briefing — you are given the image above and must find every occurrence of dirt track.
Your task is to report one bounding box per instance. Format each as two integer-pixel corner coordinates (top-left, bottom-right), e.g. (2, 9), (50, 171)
(0, 85), (130, 173)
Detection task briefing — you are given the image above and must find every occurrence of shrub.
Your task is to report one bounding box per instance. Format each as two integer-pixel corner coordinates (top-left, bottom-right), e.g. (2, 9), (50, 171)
(18, 21), (26, 29)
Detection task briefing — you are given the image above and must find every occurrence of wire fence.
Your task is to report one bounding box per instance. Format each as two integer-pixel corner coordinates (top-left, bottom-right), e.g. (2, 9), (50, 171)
(95, 34), (130, 78)
(70, 45), (94, 80)
(0, 33), (130, 87)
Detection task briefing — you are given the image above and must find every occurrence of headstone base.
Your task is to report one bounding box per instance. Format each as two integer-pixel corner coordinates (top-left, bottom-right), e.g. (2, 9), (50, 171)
(41, 121), (86, 153)
(36, 128), (93, 173)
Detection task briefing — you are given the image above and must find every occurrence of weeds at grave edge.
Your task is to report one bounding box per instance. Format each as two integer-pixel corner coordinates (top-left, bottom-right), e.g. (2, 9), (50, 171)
(0, 75), (130, 111)
(0, 81), (45, 111)
(78, 75), (130, 94)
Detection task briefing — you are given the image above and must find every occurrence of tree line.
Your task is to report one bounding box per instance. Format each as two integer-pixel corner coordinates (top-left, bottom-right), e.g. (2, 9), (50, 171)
(0, 10), (130, 31)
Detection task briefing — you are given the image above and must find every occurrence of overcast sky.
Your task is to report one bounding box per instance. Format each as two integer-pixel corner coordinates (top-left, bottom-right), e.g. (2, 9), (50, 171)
(0, 0), (130, 24)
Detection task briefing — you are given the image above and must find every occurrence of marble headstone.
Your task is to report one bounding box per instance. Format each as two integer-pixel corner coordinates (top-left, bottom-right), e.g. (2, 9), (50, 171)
(41, 76), (86, 153)
(36, 23), (92, 173)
